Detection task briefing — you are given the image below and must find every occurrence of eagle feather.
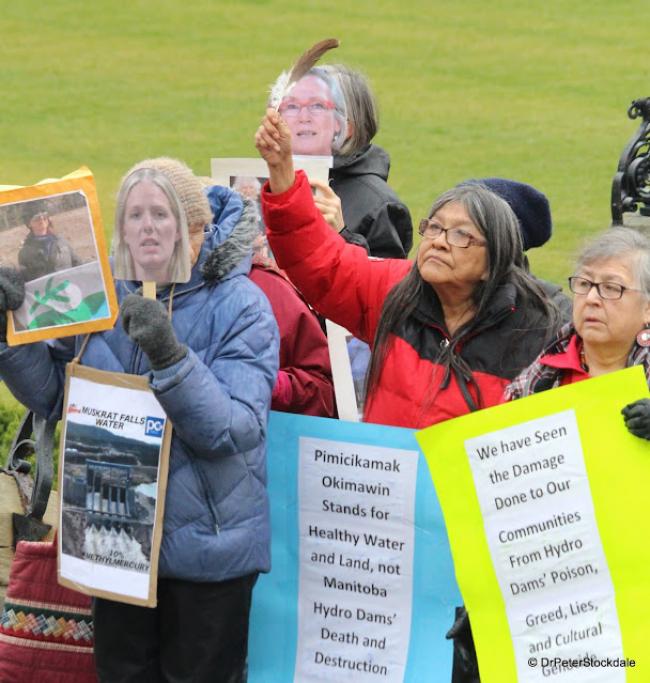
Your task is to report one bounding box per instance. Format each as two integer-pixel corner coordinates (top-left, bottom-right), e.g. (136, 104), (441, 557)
(269, 38), (340, 109)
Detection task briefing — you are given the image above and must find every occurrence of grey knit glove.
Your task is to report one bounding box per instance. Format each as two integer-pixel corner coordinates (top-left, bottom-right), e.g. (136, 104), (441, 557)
(0, 267), (26, 342)
(120, 294), (187, 370)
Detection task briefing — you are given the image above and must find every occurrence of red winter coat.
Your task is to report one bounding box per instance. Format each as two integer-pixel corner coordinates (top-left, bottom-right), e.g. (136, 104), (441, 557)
(250, 262), (335, 417)
(262, 172), (554, 429)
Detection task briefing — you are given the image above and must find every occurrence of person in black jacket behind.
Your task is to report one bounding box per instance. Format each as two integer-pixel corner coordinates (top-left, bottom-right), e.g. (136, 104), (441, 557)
(323, 64), (413, 259)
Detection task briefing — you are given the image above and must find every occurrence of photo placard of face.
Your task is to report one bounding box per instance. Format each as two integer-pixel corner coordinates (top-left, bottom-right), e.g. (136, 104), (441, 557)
(112, 178), (191, 285)
(211, 157), (331, 262)
(0, 168), (118, 345)
(277, 73), (346, 156)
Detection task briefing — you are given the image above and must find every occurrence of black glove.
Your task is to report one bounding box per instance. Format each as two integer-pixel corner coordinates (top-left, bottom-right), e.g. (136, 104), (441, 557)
(622, 398), (650, 440)
(120, 294), (187, 370)
(446, 606), (480, 683)
(0, 267), (26, 342)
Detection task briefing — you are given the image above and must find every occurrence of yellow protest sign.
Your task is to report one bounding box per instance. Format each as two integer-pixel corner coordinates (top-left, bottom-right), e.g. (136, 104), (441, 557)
(416, 365), (648, 682)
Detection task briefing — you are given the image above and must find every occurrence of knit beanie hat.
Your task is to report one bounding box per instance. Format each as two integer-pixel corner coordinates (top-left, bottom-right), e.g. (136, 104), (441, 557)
(464, 177), (552, 251)
(123, 157), (212, 265)
(22, 198), (52, 226)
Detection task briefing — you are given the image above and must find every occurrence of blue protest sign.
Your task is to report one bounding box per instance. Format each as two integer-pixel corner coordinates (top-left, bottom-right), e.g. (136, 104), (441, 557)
(248, 412), (462, 682)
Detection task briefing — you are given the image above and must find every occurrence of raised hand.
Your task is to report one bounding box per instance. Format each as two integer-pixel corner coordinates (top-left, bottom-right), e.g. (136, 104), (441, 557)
(255, 108), (295, 194)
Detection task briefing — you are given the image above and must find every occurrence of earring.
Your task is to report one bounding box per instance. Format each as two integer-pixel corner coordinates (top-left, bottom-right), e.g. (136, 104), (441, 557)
(637, 323), (650, 347)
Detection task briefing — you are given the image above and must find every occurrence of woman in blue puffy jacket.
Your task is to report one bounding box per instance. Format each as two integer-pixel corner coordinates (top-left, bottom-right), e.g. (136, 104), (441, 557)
(0, 157), (279, 683)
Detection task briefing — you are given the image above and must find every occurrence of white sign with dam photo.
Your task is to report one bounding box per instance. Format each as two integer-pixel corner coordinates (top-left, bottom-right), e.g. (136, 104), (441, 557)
(58, 363), (171, 607)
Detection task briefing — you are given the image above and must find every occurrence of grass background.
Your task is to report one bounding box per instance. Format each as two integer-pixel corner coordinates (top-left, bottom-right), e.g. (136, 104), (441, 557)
(1, 0), (649, 414)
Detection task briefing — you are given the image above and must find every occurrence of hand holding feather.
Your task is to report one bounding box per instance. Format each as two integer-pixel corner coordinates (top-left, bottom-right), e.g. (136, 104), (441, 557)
(255, 108), (295, 194)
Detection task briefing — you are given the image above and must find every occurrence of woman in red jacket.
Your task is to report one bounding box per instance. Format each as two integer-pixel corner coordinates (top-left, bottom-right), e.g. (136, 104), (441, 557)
(255, 109), (561, 430)
(256, 108), (567, 682)
(256, 108), (563, 682)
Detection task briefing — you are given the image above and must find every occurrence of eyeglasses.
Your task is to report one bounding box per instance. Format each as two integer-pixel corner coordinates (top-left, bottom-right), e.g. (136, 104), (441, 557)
(568, 276), (642, 300)
(418, 219), (487, 248)
(278, 99), (336, 117)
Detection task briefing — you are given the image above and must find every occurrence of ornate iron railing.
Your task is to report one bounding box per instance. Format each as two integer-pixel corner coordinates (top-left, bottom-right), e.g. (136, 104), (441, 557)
(611, 97), (650, 224)
(4, 410), (56, 544)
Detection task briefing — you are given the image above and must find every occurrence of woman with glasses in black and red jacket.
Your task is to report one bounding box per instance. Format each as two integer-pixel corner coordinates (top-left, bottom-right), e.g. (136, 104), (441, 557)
(255, 108), (566, 682)
(506, 227), (650, 439)
(255, 108), (563, 431)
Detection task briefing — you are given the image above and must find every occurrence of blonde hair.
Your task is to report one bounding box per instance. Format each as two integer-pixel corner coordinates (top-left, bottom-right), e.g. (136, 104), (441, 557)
(113, 167), (191, 282)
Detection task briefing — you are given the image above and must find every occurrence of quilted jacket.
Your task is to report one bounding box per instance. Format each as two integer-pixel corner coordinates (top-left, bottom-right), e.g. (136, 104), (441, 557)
(262, 171), (556, 429)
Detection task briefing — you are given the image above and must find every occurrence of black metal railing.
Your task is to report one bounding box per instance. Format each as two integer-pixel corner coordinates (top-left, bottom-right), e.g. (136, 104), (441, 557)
(611, 97), (650, 224)
(4, 410), (56, 545)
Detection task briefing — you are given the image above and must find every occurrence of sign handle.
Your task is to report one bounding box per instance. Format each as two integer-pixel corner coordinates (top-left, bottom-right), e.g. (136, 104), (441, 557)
(142, 281), (156, 300)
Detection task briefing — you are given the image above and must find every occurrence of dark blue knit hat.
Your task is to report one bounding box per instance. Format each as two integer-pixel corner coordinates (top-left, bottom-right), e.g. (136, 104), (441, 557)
(464, 177), (552, 251)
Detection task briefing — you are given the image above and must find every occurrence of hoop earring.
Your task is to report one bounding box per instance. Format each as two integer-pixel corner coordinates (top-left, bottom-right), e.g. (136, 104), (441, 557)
(637, 323), (650, 347)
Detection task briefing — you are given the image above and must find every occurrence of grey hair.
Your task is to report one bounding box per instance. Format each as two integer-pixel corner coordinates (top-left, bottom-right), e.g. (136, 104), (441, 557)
(366, 183), (558, 402)
(113, 167), (190, 283)
(323, 64), (378, 155)
(427, 184), (527, 314)
(268, 66), (348, 152)
(575, 227), (650, 297)
(232, 175), (261, 195)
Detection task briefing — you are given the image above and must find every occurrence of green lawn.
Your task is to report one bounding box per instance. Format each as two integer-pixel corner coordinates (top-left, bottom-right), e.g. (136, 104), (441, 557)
(2, 0), (648, 284)
(5, 0), (648, 420)
(0, 0), (647, 488)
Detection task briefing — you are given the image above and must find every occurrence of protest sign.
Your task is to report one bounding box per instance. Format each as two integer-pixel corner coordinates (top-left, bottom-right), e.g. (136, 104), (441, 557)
(58, 363), (171, 607)
(210, 157), (331, 262)
(0, 167), (117, 345)
(248, 411), (462, 682)
(211, 157), (331, 190)
(417, 365), (649, 682)
(325, 320), (363, 422)
(111, 165), (193, 293)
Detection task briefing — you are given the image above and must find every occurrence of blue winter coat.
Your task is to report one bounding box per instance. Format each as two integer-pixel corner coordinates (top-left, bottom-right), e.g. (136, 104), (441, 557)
(0, 188), (279, 583)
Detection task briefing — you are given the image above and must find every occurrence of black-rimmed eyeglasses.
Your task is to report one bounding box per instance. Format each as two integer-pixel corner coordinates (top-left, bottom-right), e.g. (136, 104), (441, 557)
(418, 219), (487, 248)
(568, 276), (642, 300)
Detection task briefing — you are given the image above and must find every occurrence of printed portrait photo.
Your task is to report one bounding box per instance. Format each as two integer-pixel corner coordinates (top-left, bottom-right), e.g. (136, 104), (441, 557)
(112, 170), (192, 284)
(275, 69), (347, 157)
(0, 190), (112, 335)
(213, 158), (332, 263)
